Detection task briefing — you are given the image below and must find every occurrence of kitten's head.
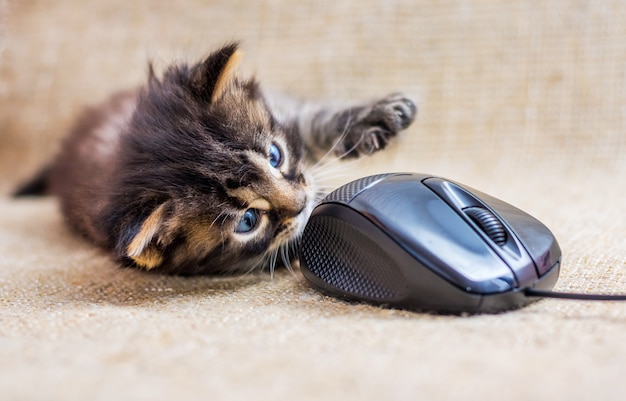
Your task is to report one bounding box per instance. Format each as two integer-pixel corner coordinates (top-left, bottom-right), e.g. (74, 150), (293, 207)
(105, 43), (316, 275)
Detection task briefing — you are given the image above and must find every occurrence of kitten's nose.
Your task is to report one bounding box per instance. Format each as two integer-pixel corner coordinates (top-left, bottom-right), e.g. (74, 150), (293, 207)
(288, 192), (307, 217)
(268, 182), (308, 218)
(294, 202), (306, 216)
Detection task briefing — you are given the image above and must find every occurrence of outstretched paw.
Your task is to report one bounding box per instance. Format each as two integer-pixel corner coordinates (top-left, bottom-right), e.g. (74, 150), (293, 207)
(336, 93), (417, 158)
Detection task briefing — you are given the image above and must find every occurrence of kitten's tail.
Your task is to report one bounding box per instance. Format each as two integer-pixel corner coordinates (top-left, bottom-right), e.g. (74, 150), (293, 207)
(13, 165), (52, 197)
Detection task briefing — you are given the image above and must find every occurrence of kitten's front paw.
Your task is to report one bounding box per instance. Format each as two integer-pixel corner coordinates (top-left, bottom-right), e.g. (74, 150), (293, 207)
(337, 93), (417, 158)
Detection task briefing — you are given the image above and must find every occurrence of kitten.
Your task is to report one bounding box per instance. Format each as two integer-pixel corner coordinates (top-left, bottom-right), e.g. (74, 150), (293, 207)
(15, 43), (417, 275)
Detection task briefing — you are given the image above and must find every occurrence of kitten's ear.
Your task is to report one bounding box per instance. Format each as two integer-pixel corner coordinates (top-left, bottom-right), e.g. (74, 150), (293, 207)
(124, 203), (169, 270)
(191, 42), (243, 103)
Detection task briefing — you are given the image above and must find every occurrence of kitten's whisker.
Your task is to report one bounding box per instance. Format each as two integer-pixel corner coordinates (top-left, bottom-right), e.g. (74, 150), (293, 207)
(309, 159), (364, 195)
(289, 238), (300, 271)
(310, 158), (361, 180)
(309, 149), (349, 173)
(308, 140), (364, 176)
(335, 133), (366, 161)
(209, 205), (232, 230)
(312, 156), (348, 173)
(269, 248), (279, 279)
(310, 111), (356, 170)
(308, 163), (355, 188)
(280, 245), (290, 273)
(281, 244), (298, 276)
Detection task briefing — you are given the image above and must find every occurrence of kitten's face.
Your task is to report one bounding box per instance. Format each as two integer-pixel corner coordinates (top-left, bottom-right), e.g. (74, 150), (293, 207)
(110, 45), (316, 275)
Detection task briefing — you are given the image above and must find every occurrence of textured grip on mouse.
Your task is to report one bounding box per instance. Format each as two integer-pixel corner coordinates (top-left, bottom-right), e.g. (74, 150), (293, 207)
(323, 173), (391, 204)
(464, 207), (507, 246)
(300, 215), (408, 302)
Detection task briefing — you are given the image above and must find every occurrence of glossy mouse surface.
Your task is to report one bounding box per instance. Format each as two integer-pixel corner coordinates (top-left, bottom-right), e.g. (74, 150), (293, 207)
(299, 173), (561, 313)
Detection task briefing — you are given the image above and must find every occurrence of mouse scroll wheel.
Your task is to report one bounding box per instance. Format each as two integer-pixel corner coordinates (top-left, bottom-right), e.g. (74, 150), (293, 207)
(463, 207), (508, 246)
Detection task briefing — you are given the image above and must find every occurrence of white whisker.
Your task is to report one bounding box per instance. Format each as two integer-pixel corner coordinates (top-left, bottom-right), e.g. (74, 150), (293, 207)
(307, 156), (364, 201)
(310, 160), (361, 182)
(269, 248), (278, 279)
(309, 159), (357, 175)
(280, 245), (293, 274)
(334, 132), (366, 161)
(310, 111), (356, 170)
(209, 206), (231, 230)
(289, 238), (301, 270)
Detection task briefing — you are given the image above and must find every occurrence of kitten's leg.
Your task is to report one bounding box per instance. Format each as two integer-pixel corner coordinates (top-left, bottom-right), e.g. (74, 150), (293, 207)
(271, 93), (417, 161)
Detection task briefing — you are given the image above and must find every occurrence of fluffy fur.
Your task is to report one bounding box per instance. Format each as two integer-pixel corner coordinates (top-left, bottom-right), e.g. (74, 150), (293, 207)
(15, 43), (417, 275)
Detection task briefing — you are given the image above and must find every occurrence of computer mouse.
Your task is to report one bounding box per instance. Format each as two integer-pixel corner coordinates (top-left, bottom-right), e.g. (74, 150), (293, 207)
(299, 173), (562, 313)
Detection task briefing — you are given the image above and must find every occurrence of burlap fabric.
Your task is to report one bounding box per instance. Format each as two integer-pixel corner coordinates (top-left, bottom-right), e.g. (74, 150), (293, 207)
(1, 1), (625, 400)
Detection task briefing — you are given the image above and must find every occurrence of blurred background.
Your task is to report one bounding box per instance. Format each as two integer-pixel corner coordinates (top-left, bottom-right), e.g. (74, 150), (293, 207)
(1, 0), (625, 195)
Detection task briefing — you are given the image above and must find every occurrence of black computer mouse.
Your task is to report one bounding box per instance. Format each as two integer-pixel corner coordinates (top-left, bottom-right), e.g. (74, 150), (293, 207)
(299, 173), (562, 314)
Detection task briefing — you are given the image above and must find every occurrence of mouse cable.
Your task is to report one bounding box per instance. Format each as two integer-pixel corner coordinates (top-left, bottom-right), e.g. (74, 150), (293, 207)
(524, 288), (626, 301)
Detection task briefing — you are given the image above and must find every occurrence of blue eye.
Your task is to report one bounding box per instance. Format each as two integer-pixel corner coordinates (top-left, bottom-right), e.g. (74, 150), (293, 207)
(269, 142), (282, 168)
(235, 209), (259, 233)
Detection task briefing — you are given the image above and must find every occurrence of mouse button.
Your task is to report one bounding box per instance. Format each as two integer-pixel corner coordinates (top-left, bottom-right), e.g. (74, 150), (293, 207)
(467, 190), (561, 276)
(351, 184), (516, 294)
(422, 178), (484, 210)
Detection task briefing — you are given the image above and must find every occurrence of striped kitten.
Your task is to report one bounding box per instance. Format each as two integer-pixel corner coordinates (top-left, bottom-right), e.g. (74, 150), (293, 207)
(16, 43), (417, 275)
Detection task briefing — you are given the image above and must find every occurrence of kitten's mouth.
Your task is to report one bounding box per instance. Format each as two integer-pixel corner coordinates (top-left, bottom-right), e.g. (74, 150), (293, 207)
(271, 193), (316, 251)
(272, 212), (307, 249)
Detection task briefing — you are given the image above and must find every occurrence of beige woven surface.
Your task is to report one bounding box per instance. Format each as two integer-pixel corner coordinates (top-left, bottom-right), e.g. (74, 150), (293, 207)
(1, 1), (625, 400)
